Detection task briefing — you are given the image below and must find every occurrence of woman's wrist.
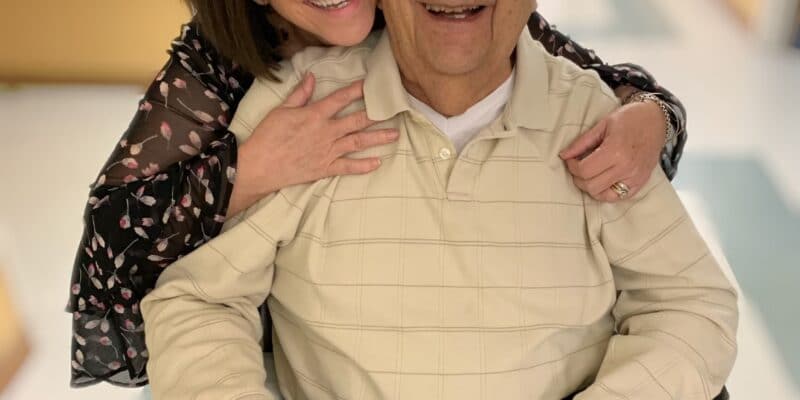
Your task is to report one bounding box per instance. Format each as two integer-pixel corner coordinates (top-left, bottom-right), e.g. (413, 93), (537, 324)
(228, 143), (279, 216)
(625, 92), (676, 144)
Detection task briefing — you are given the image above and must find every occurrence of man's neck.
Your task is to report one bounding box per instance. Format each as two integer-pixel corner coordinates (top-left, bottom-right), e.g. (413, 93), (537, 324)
(399, 60), (513, 118)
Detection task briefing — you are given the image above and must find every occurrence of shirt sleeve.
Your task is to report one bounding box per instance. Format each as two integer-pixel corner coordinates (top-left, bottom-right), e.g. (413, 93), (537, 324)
(67, 19), (253, 387)
(141, 190), (304, 400)
(528, 11), (687, 180)
(576, 168), (739, 399)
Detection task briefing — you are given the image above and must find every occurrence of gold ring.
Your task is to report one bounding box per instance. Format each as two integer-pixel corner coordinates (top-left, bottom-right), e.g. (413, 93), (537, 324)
(610, 182), (631, 199)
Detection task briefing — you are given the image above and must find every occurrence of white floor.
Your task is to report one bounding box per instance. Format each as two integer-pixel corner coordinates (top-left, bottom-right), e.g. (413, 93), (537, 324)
(2, 0), (799, 399)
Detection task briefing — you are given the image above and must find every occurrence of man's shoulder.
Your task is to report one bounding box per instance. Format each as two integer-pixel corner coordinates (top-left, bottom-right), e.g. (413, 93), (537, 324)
(270, 32), (379, 103)
(514, 33), (619, 141)
(230, 35), (378, 142)
(536, 44), (618, 106)
(290, 37), (376, 84)
(522, 38), (619, 130)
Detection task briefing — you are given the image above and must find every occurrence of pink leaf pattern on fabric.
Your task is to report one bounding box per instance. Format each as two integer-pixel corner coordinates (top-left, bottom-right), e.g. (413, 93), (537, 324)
(160, 121), (172, 142)
(159, 82), (169, 106)
(189, 131), (202, 149)
(139, 196), (157, 206)
(84, 320), (100, 330)
(194, 110), (215, 124)
(121, 158), (138, 169)
(179, 145), (200, 156)
(94, 232), (106, 249)
(134, 227), (149, 239)
(114, 254), (125, 268)
(123, 175), (138, 184)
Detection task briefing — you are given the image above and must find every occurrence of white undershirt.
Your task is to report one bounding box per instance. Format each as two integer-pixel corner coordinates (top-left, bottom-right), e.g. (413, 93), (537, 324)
(406, 72), (515, 154)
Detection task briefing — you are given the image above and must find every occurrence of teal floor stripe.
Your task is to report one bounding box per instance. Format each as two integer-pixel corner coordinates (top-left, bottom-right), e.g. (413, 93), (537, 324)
(676, 156), (800, 385)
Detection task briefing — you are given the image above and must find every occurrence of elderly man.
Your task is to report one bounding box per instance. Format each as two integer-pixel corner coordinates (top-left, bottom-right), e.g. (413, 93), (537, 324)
(142, 1), (738, 399)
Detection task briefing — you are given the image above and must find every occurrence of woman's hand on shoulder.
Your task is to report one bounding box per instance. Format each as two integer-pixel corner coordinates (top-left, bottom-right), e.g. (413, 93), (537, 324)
(228, 73), (400, 214)
(559, 99), (667, 202)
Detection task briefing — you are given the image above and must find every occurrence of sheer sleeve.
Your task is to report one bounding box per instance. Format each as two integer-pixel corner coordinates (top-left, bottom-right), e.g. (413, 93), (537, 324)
(66, 21), (254, 387)
(528, 12), (686, 180)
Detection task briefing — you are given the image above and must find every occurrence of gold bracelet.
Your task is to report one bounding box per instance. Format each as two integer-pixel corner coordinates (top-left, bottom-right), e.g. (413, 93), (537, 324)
(626, 92), (677, 144)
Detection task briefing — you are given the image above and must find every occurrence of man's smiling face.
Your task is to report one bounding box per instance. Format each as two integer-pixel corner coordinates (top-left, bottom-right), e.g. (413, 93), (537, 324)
(381, 0), (536, 78)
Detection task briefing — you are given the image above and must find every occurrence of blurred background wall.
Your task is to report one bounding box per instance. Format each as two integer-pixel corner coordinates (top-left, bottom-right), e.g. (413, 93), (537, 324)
(0, 0), (797, 85)
(0, 1), (190, 84)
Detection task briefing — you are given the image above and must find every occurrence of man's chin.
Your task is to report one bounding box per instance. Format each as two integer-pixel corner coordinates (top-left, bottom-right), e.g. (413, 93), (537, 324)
(421, 47), (486, 77)
(414, 1), (494, 42)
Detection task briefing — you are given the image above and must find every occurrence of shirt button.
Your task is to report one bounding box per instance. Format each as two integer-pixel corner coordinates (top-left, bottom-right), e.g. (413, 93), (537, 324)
(439, 148), (452, 160)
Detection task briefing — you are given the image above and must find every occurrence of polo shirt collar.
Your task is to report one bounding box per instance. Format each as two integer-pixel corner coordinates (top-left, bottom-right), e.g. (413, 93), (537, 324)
(364, 26), (553, 132)
(504, 26), (553, 132)
(363, 31), (413, 122)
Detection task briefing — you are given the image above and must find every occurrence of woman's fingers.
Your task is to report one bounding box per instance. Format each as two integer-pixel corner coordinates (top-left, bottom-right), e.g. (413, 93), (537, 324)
(597, 178), (644, 202)
(596, 188), (626, 203)
(560, 118), (608, 160)
(313, 80), (365, 117)
(333, 111), (378, 137)
(570, 142), (625, 180)
(325, 128), (400, 177)
(333, 129), (399, 156)
(282, 72), (316, 108)
(569, 159), (627, 198)
(565, 146), (614, 181)
(327, 157), (382, 177)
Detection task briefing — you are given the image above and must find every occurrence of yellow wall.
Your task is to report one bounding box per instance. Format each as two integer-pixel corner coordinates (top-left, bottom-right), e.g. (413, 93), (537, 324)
(726, 0), (763, 26)
(0, 270), (27, 393)
(0, 1), (191, 84)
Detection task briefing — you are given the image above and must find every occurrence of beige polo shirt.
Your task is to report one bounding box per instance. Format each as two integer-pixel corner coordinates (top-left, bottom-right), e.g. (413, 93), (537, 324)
(142, 28), (738, 400)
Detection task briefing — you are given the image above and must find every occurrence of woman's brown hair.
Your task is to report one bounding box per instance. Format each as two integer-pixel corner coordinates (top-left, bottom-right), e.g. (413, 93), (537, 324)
(185, 0), (385, 80)
(186, 0), (283, 79)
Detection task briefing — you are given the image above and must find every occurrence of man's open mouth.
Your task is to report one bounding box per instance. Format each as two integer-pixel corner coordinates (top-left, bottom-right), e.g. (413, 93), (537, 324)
(423, 3), (487, 20)
(305, 0), (351, 10)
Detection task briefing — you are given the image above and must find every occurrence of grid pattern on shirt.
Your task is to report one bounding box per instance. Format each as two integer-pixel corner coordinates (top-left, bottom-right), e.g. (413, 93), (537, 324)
(207, 57), (623, 399)
(142, 30), (737, 400)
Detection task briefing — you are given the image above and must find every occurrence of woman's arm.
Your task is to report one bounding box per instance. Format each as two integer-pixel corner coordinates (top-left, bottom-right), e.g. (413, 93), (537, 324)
(68, 21), (250, 387)
(528, 12), (687, 199)
(528, 11), (686, 178)
(68, 21), (397, 387)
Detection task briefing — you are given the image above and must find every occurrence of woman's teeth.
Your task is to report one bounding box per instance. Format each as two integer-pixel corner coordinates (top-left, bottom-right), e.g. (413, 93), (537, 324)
(306, 0), (350, 10)
(424, 4), (484, 19)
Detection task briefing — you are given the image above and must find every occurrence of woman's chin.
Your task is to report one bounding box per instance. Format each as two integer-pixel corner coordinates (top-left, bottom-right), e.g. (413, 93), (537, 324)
(319, 22), (375, 47)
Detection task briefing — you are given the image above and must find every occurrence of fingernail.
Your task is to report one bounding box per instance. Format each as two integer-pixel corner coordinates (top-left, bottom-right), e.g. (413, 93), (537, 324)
(388, 131), (400, 139)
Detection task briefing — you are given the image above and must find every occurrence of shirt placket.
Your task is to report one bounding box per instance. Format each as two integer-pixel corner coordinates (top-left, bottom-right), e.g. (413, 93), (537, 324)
(411, 114), (518, 201)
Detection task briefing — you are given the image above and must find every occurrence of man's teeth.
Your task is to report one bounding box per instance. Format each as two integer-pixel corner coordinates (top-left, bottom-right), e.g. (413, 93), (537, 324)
(307, 0), (349, 10)
(424, 4), (482, 19)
